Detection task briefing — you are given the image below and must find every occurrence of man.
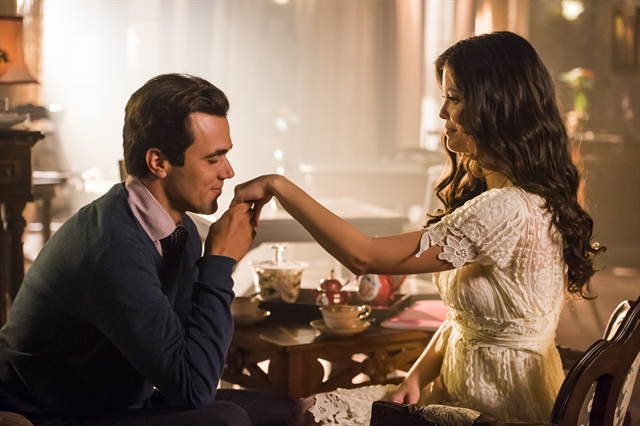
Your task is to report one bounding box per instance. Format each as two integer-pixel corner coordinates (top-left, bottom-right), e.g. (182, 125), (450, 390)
(0, 74), (295, 425)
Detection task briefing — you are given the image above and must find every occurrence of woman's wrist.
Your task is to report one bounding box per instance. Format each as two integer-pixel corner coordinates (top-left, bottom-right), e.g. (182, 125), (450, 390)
(401, 371), (422, 389)
(268, 174), (288, 199)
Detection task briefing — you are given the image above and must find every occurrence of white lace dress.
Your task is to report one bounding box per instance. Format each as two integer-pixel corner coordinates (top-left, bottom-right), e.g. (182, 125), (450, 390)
(309, 187), (567, 424)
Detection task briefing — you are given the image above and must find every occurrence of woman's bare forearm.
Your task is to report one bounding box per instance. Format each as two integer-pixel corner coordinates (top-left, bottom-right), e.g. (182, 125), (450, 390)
(234, 175), (452, 276)
(404, 323), (445, 387)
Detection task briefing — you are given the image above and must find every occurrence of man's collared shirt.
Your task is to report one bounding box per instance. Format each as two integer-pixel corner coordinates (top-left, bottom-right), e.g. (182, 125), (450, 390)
(125, 176), (177, 255)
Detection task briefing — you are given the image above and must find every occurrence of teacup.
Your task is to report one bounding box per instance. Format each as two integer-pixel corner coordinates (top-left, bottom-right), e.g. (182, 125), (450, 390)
(319, 304), (372, 329)
(231, 296), (261, 317)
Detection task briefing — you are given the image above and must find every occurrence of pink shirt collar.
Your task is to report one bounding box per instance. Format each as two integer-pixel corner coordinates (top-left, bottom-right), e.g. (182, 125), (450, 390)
(126, 176), (177, 254)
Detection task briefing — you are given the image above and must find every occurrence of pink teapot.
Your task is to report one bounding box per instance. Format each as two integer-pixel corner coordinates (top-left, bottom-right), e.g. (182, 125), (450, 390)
(313, 269), (351, 305)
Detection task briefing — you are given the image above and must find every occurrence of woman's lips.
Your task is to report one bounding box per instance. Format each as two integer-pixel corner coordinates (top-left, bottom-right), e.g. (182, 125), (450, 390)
(444, 127), (457, 136)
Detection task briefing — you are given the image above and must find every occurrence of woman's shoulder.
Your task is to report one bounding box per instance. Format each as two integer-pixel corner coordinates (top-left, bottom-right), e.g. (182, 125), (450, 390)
(447, 186), (521, 219)
(427, 187), (548, 269)
(437, 186), (549, 240)
(460, 186), (546, 217)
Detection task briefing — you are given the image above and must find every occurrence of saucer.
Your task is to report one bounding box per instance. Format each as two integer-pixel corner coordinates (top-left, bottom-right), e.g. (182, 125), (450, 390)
(233, 309), (270, 326)
(310, 319), (370, 336)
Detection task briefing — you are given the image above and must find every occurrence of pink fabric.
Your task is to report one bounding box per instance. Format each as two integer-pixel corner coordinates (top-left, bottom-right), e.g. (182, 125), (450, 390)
(125, 176), (177, 255)
(381, 299), (450, 331)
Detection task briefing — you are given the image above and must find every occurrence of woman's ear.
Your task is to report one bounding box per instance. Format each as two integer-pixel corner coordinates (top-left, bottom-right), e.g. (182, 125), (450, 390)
(146, 148), (168, 178)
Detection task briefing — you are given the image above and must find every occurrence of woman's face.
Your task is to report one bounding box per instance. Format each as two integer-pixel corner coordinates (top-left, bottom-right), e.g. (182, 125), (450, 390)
(439, 66), (476, 154)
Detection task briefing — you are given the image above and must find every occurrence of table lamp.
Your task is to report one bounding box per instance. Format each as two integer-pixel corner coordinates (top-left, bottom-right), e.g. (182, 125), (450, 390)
(0, 15), (38, 127)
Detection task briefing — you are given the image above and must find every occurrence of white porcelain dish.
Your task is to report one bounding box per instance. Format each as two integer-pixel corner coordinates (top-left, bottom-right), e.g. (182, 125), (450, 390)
(233, 309), (270, 326)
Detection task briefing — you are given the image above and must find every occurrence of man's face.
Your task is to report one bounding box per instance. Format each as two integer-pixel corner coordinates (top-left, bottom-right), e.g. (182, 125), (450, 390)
(163, 112), (234, 217)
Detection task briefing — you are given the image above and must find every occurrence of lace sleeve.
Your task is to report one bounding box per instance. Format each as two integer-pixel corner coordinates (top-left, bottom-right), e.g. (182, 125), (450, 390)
(416, 228), (486, 269)
(416, 188), (526, 269)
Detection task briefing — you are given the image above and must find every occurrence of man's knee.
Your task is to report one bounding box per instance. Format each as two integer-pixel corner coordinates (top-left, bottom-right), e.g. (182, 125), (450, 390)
(202, 401), (252, 426)
(215, 388), (297, 426)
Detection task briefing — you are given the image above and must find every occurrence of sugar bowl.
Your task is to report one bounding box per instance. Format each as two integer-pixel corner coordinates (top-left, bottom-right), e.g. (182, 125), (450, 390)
(249, 244), (308, 303)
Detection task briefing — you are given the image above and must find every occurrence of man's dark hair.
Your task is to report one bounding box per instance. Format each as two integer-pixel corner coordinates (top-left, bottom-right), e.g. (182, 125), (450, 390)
(122, 73), (229, 178)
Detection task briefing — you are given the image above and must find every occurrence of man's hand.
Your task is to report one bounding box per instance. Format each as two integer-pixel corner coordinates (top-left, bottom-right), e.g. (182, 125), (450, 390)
(231, 175), (279, 227)
(204, 202), (256, 261)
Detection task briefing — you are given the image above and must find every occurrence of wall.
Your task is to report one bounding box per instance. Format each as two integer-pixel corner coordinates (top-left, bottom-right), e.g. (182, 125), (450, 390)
(529, 0), (640, 270)
(39, 1), (429, 214)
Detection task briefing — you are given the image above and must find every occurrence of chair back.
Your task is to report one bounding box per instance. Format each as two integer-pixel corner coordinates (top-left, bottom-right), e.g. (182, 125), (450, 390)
(550, 298), (640, 426)
(604, 300), (632, 340)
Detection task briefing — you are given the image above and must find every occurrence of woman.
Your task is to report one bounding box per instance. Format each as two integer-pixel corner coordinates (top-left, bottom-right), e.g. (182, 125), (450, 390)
(232, 31), (603, 424)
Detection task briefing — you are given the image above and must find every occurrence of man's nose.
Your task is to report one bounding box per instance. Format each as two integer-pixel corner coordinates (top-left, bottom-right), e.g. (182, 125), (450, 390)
(221, 157), (235, 180)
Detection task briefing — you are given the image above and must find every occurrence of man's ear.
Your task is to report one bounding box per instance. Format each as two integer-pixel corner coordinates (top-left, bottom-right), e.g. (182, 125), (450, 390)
(146, 148), (169, 178)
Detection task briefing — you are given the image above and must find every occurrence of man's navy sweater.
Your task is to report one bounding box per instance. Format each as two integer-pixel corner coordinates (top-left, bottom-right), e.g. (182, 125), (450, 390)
(0, 183), (236, 416)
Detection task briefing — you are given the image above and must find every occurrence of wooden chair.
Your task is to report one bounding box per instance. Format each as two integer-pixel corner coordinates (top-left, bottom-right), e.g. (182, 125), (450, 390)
(557, 299), (633, 372)
(370, 298), (640, 426)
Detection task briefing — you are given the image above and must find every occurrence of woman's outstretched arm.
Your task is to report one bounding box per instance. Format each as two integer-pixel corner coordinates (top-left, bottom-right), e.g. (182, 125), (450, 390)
(232, 174), (453, 276)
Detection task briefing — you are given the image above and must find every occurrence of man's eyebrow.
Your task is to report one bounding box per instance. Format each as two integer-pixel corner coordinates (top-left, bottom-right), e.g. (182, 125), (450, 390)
(203, 144), (233, 159)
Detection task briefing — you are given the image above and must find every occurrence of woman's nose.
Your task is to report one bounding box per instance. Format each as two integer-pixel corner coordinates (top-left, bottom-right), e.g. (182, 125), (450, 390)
(439, 104), (448, 120)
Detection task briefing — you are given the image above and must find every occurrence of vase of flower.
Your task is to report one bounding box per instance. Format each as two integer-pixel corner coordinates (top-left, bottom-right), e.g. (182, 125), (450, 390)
(560, 67), (594, 137)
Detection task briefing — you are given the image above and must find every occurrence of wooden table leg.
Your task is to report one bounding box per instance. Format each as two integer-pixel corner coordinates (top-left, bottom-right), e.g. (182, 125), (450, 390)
(0, 207), (9, 325)
(1, 200), (28, 323)
(32, 182), (59, 244)
(5, 201), (27, 302)
(287, 352), (324, 401)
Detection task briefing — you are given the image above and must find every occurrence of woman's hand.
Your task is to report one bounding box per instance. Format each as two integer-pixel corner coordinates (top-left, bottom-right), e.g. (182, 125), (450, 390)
(390, 323), (446, 404)
(231, 174), (280, 227)
(390, 375), (422, 404)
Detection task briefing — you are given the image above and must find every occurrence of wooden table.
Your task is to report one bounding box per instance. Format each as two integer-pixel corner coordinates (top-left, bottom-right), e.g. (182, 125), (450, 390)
(0, 129), (44, 324)
(223, 315), (432, 400)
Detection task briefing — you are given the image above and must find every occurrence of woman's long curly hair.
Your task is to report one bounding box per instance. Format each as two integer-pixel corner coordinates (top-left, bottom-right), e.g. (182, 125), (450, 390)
(428, 31), (603, 298)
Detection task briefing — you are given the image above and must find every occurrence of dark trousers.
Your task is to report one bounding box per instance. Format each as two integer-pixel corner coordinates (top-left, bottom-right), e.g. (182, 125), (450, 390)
(30, 389), (297, 426)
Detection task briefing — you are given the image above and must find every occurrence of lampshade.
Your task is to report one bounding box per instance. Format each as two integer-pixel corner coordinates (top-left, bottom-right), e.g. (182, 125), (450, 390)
(0, 15), (38, 84)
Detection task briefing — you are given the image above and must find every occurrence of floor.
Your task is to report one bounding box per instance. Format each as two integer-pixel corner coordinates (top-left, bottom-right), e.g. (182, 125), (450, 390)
(22, 229), (640, 422)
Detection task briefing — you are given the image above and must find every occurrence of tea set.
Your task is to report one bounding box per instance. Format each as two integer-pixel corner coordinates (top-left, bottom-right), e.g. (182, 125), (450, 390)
(311, 304), (372, 336)
(234, 246), (406, 335)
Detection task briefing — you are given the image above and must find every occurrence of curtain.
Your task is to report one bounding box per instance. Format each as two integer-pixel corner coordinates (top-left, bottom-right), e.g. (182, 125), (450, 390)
(41, 0), (425, 200)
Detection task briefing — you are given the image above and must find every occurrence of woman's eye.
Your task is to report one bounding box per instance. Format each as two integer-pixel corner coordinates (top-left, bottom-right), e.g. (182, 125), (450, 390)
(446, 95), (460, 103)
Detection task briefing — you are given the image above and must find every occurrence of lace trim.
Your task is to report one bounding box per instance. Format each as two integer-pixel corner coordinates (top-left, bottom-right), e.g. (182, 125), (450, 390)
(308, 382), (457, 425)
(416, 228), (492, 269)
(309, 385), (396, 425)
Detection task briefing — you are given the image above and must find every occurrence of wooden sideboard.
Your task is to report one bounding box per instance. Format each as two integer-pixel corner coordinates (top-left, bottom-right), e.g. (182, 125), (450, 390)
(0, 129), (44, 325)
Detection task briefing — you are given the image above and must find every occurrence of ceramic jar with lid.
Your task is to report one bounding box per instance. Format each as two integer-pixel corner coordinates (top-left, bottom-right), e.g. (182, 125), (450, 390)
(249, 244), (308, 303)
